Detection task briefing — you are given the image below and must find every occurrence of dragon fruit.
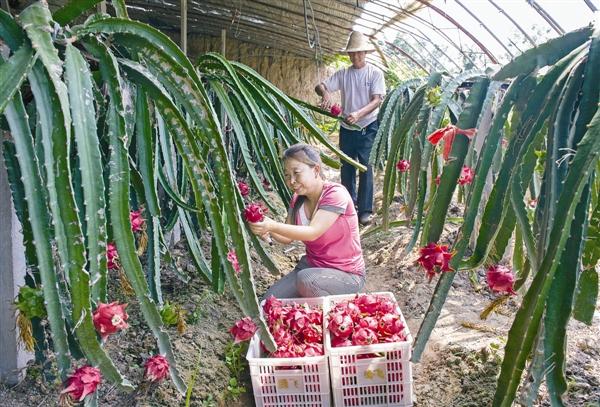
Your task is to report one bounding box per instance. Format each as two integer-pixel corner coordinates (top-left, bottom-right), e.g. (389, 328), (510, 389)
(226, 250), (241, 275)
(328, 312), (354, 339)
(352, 328), (378, 346)
(417, 242), (454, 281)
(130, 209), (145, 232)
(330, 103), (342, 116)
(60, 366), (101, 403)
(486, 265), (517, 295)
(92, 302), (128, 340)
(229, 317), (257, 343)
(395, 159), (410, 172)
(243, 202), (267, 223)
(458, 165), (475, 185)
(237, 181), (250, 197)
(144, 355), (170, 382)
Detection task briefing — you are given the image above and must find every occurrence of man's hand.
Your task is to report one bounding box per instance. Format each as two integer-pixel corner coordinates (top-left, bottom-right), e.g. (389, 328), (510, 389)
(345, 111), (360, 124)
(320, 94), (333, 110)
(315, 83), (333, 110)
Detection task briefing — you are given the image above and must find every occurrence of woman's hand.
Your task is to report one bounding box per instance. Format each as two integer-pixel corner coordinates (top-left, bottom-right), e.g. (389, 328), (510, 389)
(247, 216), (276, 236)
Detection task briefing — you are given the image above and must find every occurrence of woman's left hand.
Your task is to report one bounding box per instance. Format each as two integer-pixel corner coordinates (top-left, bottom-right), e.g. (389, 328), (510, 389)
(248, 216), (276, 236)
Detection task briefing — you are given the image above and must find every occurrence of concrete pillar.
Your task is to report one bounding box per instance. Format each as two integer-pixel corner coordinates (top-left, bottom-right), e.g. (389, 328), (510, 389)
(0, 143), (32, 385)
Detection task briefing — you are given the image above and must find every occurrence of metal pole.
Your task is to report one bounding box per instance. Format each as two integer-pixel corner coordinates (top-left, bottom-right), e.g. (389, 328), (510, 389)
(221, 29), (226, 58)
(181, 0), (187, 55)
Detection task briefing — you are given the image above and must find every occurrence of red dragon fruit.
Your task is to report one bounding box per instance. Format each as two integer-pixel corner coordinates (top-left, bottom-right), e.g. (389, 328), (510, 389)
(330, 103), (342, 117)
(486, 265), (517, 295)
(229, 317), (257, 343)
(458, 165), (475, 185)
(243, 202), (267, 223)
(226, 250), (241, 275)
(352, 328), (379, 346)
(328, 312), (354, 339)
(395, 159), (410, 172)
(106, 242), (119, 270)
(60, 366), (102, 403)
(417, 243), (454, 282)
(92, 302), (128, 340)
(378, 313), (405, 336)
(130, 209), (145, 232)
(355, 294), (380, 314)
(358, 316), (379, 331)
(144, 355), (170, 382)
(237, 181), (250, 197)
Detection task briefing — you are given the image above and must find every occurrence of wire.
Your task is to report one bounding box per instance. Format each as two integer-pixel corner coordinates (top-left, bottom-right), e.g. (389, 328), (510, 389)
(303, 0), (324, 78)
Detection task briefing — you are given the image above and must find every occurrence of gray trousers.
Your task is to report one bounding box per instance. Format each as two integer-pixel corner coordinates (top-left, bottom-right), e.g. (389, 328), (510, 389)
(264, 256), (365, 299)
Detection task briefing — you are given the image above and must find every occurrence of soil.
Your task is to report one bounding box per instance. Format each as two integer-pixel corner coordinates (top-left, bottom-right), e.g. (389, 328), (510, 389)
(1, 154), (599, 407)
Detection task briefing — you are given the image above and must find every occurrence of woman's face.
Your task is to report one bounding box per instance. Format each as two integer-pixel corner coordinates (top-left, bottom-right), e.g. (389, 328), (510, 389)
(284, 158), (319, 195)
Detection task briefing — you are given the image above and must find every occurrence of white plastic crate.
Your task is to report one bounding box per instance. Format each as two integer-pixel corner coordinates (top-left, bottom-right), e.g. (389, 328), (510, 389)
(247, 296), (331, 407)
(324, 292), (414, 407)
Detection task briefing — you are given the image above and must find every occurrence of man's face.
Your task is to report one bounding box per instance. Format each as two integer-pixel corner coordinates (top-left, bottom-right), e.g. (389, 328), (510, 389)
(348, 51), (367, 68)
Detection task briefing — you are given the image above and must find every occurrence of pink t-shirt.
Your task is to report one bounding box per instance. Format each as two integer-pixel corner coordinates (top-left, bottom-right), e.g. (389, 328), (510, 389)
(289, 182), (365, 275)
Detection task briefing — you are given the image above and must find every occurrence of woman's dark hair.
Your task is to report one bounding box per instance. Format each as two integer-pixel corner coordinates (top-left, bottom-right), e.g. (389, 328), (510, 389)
(282, 144), (324, 222)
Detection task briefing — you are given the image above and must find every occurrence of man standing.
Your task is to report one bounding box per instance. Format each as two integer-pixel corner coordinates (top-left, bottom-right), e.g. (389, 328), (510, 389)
(315, 31), (386, 226)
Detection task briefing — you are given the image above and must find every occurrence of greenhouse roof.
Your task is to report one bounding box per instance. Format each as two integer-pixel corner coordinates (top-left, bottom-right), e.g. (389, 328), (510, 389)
(115, 0), (598, 74)
(10, 1), (597, 74)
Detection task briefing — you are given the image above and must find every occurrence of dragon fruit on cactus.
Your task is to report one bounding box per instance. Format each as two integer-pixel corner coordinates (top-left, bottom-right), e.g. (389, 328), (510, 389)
(130, 209), (145, 232)
(144, 355), (170, 382)
(226, 250), (241, 275)
(237, 181), (250, 197)
(486, 265), (517, 295)
(60, 366), (102, 402)
(243, 203), (267, 223)
(92, 302), (129, 340)
(229, 317), (258, 343)
(106, 242), (119, 270)
(330, 103), (342, 116)
(417, 242), (454, 281)
(396, 159), (410, 172)
(458, 165), (475, 185)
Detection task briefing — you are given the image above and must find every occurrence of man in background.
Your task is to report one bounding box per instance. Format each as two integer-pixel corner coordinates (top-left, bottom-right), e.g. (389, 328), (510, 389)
(315, 31), (386, 226)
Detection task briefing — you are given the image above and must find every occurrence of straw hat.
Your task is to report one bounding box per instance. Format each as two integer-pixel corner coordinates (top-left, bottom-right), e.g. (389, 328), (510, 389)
(342, 31), (375, 53)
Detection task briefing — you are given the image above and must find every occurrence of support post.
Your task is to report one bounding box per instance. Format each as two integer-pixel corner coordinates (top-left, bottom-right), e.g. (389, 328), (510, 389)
(181, 0), (187, 55)
(221, 29), (226, 57)
(0, 144), (31, 385)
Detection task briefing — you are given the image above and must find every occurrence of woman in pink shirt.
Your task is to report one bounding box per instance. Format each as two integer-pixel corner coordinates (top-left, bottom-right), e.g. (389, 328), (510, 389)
(248, 144), (366, 298)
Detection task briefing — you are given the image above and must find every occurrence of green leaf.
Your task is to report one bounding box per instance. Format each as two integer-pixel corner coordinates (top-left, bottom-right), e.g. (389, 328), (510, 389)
(53, 0), (104, 26)
(573, 268), (598, 325)
(0, 42), (36, 115)
(86, 38), (186, 394)
(493, 26), (593, 80)
(4, 92), (71, 379)
(19, 2), (72, 144)
(412, 77), (491, 362)
(544, 184), (590, 405)
(65, 43), (108, 303)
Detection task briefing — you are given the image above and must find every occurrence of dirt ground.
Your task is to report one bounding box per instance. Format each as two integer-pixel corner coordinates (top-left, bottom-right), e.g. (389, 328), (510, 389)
(1, 157), (599, 407)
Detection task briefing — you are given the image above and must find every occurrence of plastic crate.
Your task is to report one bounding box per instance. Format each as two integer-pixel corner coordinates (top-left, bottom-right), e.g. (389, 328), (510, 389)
(324, 292), (414, 407)
(247, 296), (331, 407)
